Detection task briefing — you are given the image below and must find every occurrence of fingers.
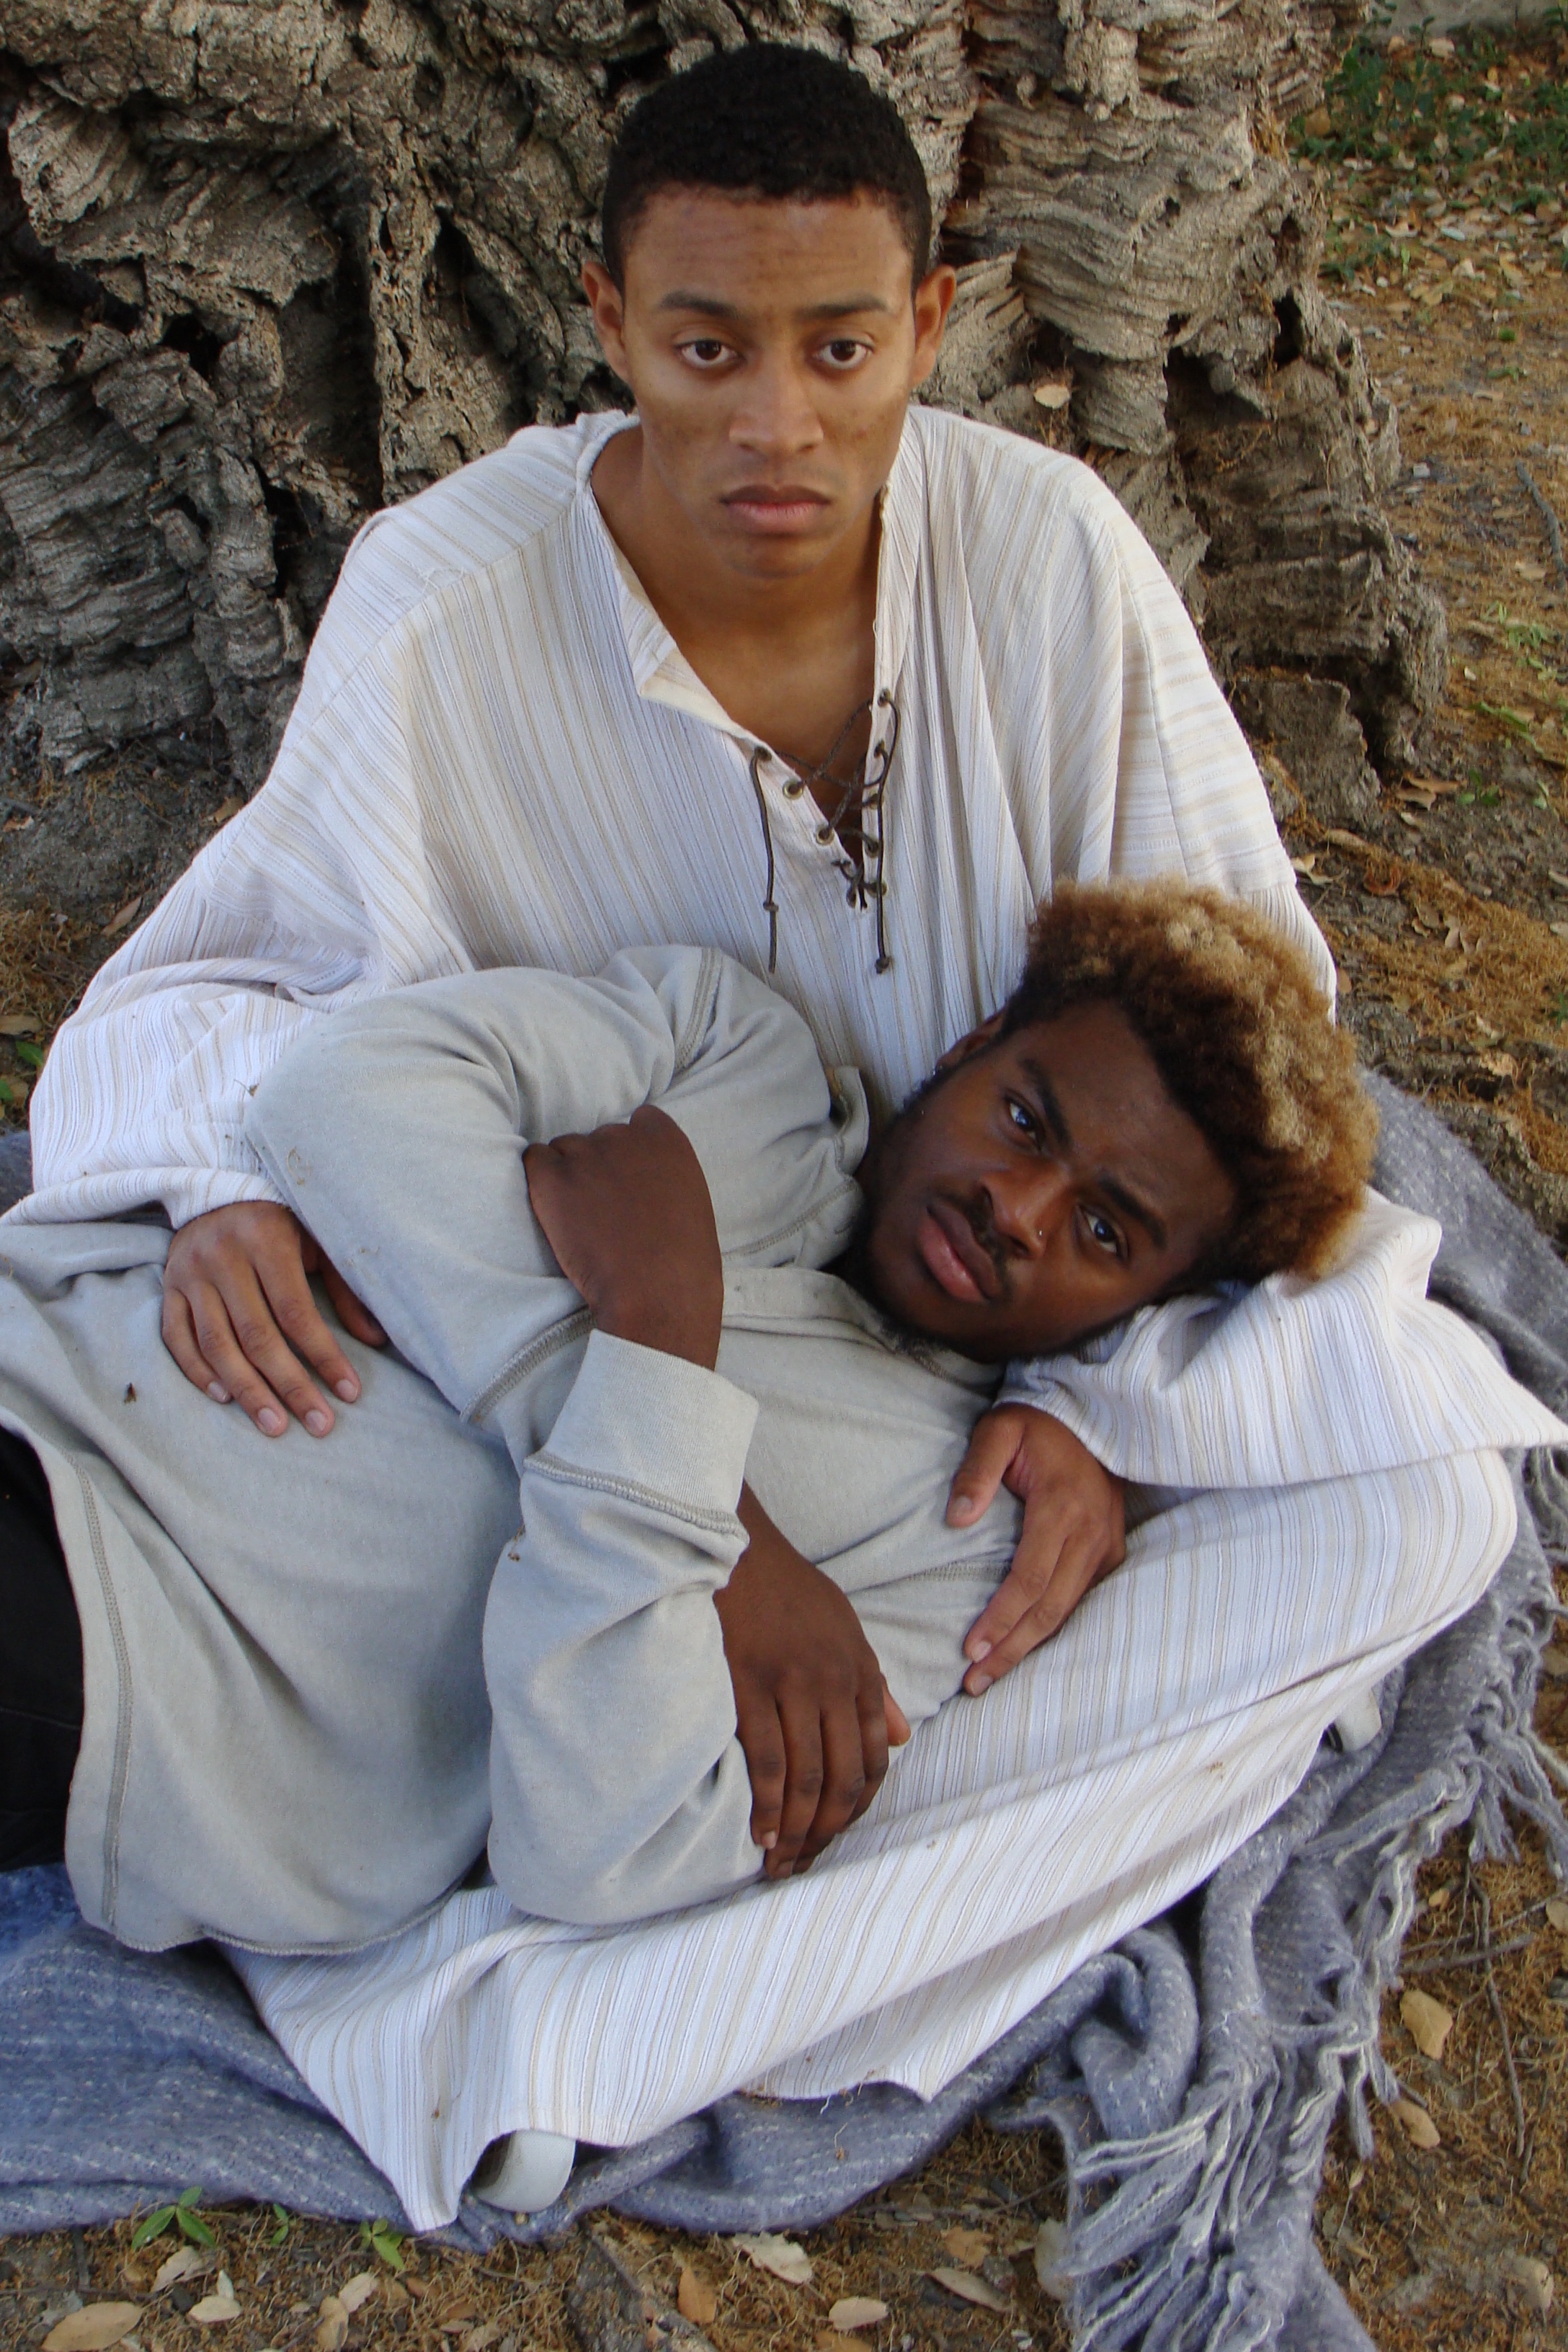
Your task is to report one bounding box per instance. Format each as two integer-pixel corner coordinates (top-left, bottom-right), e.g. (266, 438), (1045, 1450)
(946, 1406), (1026, 1527)
(163, 1206), (370, 1436)
(321, 1259), (388, 1349)
(765, 1693), (827, 1878)
(735, 1689), (788, 1854)
(885, 1690), (912, 1747)
(962, 1530), (1104, 1693)
(159, 1284), (231, 1404)
(182, 1258), (338, 1436)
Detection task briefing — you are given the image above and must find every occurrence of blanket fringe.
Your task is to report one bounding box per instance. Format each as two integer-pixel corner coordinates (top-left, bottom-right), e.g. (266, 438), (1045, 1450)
(990, 1458), (1567, 2352)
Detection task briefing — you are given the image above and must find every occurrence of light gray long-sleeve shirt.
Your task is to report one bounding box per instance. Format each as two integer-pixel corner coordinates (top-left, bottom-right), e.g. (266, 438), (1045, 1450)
(0, 948), (1020, 1951)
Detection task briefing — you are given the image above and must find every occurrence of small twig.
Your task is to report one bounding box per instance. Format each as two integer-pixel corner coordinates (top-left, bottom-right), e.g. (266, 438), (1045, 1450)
(1401, 1930), (1536, 1976)
(1479, 1892), (1528, 2162)
(1, 795), (40, 819)
(1518, 459), (1568, 589)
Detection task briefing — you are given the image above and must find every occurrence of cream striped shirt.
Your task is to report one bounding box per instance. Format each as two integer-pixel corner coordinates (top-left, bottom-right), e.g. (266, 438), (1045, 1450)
(20, 401), (1330, 1229)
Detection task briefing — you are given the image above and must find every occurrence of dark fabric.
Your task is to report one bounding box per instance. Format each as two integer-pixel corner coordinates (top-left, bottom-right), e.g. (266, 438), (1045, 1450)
(0, 1127), (31, 1215)
(0, 1429), (83, 1873)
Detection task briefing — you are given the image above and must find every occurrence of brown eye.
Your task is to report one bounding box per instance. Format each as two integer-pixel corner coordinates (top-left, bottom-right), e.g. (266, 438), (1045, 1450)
(682, 339), (729, 366)
(1084, 1209), (1121, 1257)
(820, 338), (868, 368)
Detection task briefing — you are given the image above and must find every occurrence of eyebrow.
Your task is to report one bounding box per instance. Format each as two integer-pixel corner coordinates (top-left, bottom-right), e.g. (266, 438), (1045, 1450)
(654, 291), (899, 318)
(1017, 1054), (1170, 1252)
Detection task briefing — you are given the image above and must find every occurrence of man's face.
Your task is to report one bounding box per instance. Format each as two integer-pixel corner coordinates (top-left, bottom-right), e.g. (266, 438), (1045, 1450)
(857, 1002), (1239, 1363)
(580, 190), (955, 582)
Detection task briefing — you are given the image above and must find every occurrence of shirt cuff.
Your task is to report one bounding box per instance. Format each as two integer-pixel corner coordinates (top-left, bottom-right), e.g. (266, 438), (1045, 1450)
(540, 1328), (759, 1523)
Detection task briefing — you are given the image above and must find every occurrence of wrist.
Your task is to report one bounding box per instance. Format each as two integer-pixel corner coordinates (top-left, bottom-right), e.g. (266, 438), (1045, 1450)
(594, 1280), (721, 1370)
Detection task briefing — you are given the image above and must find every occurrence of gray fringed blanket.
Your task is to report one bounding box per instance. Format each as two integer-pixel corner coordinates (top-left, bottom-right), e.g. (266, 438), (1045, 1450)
(2, 1079), (1566, 2352)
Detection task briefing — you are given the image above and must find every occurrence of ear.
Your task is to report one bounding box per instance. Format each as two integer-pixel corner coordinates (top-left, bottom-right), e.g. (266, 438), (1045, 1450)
(580, 258), (631, 377)
(934, 1007), (1006, 1073)
(909, 264), (958, 390)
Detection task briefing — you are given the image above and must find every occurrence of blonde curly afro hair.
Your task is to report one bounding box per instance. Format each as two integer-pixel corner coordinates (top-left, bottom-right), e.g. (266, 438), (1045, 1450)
(999, 878), (1376, 1282)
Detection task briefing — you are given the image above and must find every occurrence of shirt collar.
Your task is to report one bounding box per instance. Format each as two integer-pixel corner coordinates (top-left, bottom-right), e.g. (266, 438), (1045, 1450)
(574, 406), (923, 741)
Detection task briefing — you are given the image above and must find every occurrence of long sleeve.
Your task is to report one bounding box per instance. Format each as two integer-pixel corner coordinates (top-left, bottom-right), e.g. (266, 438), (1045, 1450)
(242, 947), (863, 1443)
(1076, 481), (1335, 1002)
(999, 1191), (1568, 1489)
(17, 627), (468, 1231)
(484, 1330), (764, 1924)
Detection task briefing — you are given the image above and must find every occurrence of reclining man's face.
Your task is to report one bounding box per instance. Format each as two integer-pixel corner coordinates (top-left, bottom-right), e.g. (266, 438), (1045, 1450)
(855, 999), (1238, 1363)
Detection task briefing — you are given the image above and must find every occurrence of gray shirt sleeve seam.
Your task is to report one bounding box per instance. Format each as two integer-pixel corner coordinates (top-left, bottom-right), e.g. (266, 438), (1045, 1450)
(527, 1448), (742, 1538)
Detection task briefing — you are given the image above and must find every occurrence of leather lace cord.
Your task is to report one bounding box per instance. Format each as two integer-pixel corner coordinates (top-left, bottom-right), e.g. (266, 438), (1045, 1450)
(749, 690), (899, 976)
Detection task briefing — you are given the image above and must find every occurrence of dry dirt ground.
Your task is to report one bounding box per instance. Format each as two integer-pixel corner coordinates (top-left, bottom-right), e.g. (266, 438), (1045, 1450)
(5, 26), (1568, 2351)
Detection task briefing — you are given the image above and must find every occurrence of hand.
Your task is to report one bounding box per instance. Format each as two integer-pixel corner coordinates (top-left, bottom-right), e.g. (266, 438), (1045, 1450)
(948, 1405), (1126, 1690)
(162, 1200), (387, 1436)
(524, 1105), (723, 1369)
(716, 1488), (912, 1879)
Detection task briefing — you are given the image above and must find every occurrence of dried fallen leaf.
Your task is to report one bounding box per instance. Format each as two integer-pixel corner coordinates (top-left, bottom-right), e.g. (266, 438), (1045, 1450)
(940, 2225), (990, 2268)
(1401, 1989), (1454, 2060)
(1546, 1898), (1568, 1930)
(1324, 828), (1371, 852)
(734, 2234), (814, 2287)
(0, 1012), (39, 1036)
(462, 2325), (504, 2352)
(315, 2297), (348, 2352)
(1031, 379), (1072, 410)
(677, 2268), (718, 2326)
(827, 2297), (889, 2330)
(187, 2273), (241, 2328)
(1390, 2095), (1440, 2148)
(43, 2309), (144, 2352)
(927, 2266), (1010, 2312)
(1501, 2253), (1554, 2313)
(1034, 2219), (1072, 2302)
(102, 896), (143, 937)
(152, 2247), (215, 2292)
(816, 2335), (867, 2352)
(208, 796), (244, 827)
(1427, 1884), (1454, 1912)
(1541, 1643), (1568, 1680)
(337, 2275), (378, 2315)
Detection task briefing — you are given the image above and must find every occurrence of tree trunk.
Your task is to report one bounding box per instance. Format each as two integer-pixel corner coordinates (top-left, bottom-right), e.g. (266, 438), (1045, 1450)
(0, 0), (1437, 826)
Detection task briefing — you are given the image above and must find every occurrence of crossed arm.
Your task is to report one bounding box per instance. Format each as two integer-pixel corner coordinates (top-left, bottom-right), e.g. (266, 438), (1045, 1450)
(159, 1164), (1125, 1705)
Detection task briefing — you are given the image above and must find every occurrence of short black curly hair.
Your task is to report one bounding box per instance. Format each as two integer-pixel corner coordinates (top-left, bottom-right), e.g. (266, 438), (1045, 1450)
(601, 44), (933, 289)
(1001, 880), (1376, 1283)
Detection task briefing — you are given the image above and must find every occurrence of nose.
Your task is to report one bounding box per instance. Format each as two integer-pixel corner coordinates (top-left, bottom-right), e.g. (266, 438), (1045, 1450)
(985, 1160), (1072, 1256)
(729, 350), (824, 461)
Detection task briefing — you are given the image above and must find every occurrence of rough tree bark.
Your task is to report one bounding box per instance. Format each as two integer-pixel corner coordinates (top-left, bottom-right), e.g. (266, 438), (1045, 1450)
(0, 0), (1439, 828)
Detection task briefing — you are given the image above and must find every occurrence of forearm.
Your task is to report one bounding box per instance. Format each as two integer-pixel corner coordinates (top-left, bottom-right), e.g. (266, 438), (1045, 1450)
(484, 1331), (762, 1924)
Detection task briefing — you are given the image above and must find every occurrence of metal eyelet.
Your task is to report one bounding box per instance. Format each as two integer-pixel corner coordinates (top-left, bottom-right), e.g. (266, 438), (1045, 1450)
(782, 777), (806, 799)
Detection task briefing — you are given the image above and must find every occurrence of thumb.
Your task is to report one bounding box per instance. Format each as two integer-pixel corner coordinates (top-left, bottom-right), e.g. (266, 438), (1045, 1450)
(947, 1409), (1023, 1526)
(884, 1689), (912, 1747)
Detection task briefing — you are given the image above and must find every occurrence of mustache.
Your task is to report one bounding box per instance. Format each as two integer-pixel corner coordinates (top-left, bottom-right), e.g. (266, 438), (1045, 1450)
(953, 1187), (1010, 1296)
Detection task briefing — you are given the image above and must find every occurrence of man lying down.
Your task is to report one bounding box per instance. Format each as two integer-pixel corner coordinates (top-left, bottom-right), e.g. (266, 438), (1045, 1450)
(0, 880), (1560, 1958)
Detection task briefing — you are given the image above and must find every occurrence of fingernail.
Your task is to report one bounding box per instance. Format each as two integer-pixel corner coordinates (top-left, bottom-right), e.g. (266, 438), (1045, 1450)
(258, 1407), (287, 1436)
(305, 1409), (331, 1438)
(968, 1671), (993, 1694)
(335, 1376), (360, 1402)
(949, 1496), (976, 1521)
(207, 1382), (230, 1404)
(969, 1637), (993, 1662)
(760, 1831), (778, 1849)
